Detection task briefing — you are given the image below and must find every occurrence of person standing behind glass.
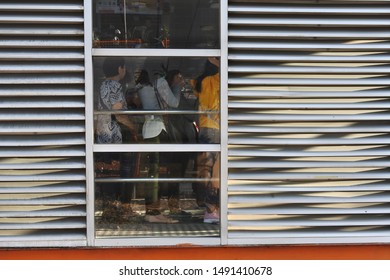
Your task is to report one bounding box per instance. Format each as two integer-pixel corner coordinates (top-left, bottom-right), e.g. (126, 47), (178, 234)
(193, 57), (220, 224)
(96, 57), (137, 144)
(95, 57), (138, 205)
(136, 70), (179, 223)
(161, 70), (193, 219)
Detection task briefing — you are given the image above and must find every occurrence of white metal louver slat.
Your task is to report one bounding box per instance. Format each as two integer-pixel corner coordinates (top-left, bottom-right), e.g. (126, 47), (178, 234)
(0, 1), (86, 247)
(227, 0), (390, 244)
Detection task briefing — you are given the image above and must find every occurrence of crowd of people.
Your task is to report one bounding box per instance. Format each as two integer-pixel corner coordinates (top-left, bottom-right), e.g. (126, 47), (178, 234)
(95, 57), (220, 225)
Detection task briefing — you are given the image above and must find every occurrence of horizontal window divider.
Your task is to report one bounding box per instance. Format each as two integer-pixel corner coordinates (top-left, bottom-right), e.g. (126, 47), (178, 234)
(94, 110), (218, 115)
(95, 178), (218, 183)
(93, 144), (220, 153)
(92, 48), (220, 57)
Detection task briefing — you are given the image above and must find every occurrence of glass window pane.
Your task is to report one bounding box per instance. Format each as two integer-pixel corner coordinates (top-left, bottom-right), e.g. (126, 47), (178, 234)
(95, 152), (220, 238)
(93, 56), (220, 144)
(93, 0), (220, 49)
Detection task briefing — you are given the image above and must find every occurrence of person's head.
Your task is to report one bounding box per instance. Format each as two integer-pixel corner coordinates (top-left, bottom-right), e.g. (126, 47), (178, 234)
(135, 69), (151, 85)
(102, 57), (126, 79)
(166, 69), (184, 87)
(195, 57), (219, 92)
(203, 57), (219, 76)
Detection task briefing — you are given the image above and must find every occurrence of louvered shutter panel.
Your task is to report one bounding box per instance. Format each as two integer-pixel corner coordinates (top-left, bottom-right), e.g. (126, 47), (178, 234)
(228, 0), (390, 244)
(0, 1), (86, 247)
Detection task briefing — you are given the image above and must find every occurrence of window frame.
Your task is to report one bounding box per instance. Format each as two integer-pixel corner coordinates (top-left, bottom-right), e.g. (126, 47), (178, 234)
(85, 0), (228, 247)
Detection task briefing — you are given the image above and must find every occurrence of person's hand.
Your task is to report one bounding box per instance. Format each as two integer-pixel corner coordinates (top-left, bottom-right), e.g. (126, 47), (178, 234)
(173, 73), (185, 87)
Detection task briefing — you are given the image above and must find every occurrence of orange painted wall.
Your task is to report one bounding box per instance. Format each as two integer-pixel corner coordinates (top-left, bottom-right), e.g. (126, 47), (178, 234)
(1, 245), (390, 260)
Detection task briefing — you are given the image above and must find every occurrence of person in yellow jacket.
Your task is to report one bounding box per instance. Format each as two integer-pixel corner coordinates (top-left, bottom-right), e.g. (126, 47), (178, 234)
(195, 57), (220, 144)
(192, 57), (220, 224)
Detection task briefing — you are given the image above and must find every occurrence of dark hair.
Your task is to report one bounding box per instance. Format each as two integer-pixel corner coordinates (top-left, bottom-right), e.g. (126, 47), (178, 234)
(103, 57), (125, 77)
(136, 69), (151, 86)
(166, 69), (181, 87)
(195, 59), (219, 92)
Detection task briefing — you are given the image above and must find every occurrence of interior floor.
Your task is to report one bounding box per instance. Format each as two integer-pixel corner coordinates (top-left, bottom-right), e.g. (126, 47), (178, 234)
(95, 198), (220, 238)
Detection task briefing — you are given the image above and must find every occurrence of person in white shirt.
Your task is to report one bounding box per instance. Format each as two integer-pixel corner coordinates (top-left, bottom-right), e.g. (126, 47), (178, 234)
(136, 70), (181, 223)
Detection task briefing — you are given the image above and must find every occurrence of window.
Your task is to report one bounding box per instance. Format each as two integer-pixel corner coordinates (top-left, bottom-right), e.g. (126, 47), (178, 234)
(93, 0), (219, 49)
(91, 0), (222, 242)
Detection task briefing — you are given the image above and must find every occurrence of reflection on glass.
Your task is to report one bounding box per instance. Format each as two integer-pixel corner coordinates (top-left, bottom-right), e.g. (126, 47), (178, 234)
(93, 0), (220, 49)
(93, 56), (220, 145)
(94, 152), (220, 237)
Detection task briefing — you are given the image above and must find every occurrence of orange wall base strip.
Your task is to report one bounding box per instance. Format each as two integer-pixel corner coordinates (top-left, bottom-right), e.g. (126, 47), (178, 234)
(1, 245), (390, 260)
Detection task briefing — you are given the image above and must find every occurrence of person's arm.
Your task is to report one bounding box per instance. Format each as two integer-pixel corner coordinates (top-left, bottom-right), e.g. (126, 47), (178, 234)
(112, 102), (138, 141)
(157, 78), (181, 108)
(168, 84), (182, 107)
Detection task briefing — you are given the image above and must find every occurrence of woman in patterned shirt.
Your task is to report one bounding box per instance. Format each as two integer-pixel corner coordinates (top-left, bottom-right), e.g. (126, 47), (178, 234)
(95, 57), (138, 206)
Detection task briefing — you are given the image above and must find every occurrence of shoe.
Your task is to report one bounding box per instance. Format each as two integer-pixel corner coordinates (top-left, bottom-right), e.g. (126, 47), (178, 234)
(145, 214), (179, 224)
(169, 210), (192, 221)
(203, 210), (219, 224)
